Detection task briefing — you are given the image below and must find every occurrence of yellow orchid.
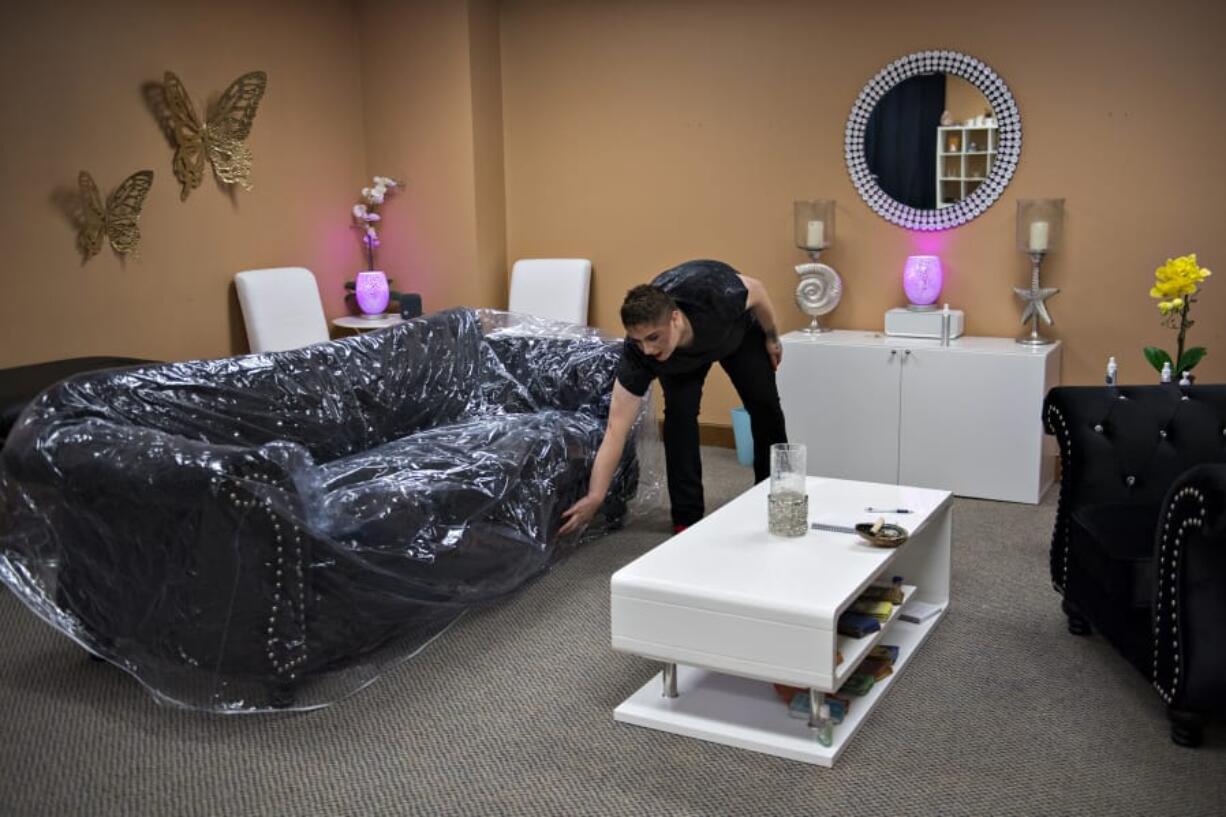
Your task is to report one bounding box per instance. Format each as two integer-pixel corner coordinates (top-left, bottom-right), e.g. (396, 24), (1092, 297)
(1145, 253), (1212, 377)
(1150, 255), (1211, 307)
(1150, 280), (1195, 299)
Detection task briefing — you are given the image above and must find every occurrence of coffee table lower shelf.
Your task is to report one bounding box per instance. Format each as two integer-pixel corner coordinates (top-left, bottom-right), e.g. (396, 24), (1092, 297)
(613, 610), (944, 767)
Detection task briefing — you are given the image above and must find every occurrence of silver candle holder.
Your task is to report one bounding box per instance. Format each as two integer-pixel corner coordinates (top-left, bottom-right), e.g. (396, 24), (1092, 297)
(1014, 199), (1064, 346)
(793, 200), (842, 334)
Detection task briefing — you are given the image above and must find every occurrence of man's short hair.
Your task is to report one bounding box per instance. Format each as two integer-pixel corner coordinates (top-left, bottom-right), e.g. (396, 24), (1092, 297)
(621, 285), (676, 328)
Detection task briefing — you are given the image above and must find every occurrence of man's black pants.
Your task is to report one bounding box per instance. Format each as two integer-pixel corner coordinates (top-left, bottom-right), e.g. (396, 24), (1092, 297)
(659, 324), (788, 527)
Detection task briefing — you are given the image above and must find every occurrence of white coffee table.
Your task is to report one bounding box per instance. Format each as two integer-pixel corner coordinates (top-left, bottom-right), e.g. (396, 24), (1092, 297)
(610, 476), (952, 766)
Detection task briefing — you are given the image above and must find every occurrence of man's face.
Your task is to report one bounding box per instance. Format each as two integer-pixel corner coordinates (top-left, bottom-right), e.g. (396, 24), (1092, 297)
(626, 312), (680, 361)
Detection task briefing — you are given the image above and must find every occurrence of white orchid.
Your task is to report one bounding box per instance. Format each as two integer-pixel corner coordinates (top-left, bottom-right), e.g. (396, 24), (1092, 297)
(352, 174), (401, 269)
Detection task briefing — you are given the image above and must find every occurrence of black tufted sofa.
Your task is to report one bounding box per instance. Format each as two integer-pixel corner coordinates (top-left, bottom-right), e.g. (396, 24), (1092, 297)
(1043, 384), (1226, 746)
(0, 308), (639, 712)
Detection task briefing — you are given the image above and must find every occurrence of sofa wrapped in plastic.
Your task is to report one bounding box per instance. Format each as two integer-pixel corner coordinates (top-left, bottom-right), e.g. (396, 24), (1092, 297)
(0, 307), (651, 712)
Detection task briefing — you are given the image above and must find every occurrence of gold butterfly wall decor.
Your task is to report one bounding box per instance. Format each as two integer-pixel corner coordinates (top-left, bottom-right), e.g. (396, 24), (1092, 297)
(160, 70), (267, 200)
(76, 170), (154, 261)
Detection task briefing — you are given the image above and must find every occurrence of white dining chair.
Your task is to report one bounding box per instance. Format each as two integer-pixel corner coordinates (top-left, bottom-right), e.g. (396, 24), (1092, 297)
(508, 259), (592, 326)
(235, 267), (330, 353)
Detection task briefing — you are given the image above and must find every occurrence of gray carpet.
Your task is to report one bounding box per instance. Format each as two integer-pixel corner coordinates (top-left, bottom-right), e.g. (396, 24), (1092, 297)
(0, 447), (1222, 816)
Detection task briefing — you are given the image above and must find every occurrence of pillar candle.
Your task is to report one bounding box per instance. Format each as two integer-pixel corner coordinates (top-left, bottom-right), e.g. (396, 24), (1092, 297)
(1029, 221), (1050, 252)
(806, 220), (825, 248)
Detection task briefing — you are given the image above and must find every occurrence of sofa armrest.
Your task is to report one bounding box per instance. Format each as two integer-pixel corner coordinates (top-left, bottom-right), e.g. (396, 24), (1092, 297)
(1043, 384), (1226, 594)
(1, 417), (317, 682)
(1043, 386), (1130, 594)
(1151, 463), (1226, 714)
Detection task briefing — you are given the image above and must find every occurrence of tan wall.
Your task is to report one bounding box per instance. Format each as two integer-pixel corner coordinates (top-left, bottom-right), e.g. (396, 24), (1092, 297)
(5, 0), (1224, 431)
(357, 0), (506, 314)
(470, 0), (510, 301)
(0, 0), (369, 366)
(502, 0), (1226, 425)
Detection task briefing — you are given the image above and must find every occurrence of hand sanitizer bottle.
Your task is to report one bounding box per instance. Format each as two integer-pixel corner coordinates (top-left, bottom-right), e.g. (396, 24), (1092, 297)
(1105, 356), (1118, 386)
(1161, 361), (1172, 383)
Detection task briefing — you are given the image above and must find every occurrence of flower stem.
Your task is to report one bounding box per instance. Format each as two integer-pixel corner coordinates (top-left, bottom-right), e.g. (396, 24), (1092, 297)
(1175, 300), (1190, 372)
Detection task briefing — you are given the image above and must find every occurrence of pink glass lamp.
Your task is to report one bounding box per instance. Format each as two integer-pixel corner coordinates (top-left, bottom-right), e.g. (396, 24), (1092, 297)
(902, 255), (943, 310)
(355, 270), (390, 317)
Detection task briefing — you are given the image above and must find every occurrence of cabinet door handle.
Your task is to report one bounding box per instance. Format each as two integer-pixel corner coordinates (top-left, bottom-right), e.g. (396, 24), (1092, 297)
(890, 350), (897, 358)
(903, 349), (912, 360)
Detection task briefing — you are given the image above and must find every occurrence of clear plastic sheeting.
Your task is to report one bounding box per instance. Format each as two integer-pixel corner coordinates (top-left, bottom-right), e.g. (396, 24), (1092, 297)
(0, 308), (661, 712)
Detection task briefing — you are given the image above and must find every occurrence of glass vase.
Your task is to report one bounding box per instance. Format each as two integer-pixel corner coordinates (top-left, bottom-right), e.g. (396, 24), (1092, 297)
(768, 443), (808, 537)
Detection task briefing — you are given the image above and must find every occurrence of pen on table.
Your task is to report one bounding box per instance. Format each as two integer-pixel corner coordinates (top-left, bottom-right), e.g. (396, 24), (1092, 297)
(865, 507), (912, 514)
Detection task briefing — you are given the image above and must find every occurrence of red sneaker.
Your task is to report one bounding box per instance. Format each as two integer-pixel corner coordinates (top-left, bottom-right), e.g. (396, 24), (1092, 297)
(672, 524), (689, 534)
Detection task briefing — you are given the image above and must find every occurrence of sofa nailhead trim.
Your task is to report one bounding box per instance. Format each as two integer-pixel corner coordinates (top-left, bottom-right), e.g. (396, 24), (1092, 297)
(1152, 487), (1206, 703)
(1045, 405), (1073, 594)
(213, 472), (310, 684)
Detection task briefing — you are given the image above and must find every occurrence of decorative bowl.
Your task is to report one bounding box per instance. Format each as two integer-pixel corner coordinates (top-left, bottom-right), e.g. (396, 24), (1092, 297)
(854, 522), (909, 548)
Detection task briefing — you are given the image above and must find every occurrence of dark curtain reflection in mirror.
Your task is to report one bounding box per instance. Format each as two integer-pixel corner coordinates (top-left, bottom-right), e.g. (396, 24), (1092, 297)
(865, 73), (945, 210)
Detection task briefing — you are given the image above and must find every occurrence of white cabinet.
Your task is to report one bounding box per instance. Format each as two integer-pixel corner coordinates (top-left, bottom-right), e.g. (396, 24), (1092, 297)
(777, 331), (1061, 504)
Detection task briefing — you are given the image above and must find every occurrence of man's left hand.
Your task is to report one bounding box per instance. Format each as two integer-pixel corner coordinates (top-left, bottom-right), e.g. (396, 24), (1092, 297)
(766, 336), (783, 370)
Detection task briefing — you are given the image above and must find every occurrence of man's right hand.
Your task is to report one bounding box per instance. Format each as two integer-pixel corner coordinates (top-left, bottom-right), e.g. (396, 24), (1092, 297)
(559, 493), (603, 535)
(560, 381), (644, 537)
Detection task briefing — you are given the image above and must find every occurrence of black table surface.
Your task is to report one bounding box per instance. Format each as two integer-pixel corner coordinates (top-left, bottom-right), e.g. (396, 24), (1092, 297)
(1, 357), (155, 443)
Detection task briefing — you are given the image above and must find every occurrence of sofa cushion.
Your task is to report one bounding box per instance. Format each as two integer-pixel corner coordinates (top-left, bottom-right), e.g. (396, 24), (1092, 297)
(1071, 502), (1159, 607)
(331, 308), (490, 445)
(303, 410), (603, 602)
(485, 334), (619, 419)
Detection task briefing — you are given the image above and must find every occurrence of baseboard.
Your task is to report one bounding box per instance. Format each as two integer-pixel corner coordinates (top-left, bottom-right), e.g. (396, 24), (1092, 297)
(656, 421), (736, 449)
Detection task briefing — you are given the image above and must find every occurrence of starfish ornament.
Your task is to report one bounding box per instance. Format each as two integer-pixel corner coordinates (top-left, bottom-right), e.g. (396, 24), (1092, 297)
(1014, 285), (1059, 325)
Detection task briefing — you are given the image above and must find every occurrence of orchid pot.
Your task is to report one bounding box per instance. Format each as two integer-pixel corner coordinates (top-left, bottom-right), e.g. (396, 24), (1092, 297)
(355, 270), (390, 317)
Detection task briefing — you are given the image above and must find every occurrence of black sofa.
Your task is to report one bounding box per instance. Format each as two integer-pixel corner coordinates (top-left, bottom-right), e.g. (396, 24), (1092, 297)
(0, 308), (639, 711)
(1043, 384), (1226, 746)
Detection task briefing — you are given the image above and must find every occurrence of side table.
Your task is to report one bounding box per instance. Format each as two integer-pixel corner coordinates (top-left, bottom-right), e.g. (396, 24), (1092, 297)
(332, 315), (404, 333)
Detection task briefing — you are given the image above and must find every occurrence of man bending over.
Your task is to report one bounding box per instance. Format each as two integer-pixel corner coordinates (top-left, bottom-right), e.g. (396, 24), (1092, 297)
(560, 259), (788, 535)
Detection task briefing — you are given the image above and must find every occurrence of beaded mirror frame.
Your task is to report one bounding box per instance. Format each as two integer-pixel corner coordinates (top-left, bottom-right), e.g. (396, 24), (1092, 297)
(844, 50), (1022, 231)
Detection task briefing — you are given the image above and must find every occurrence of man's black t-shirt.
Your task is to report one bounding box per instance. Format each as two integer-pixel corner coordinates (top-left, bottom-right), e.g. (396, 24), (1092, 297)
(616, 259), (751, 397)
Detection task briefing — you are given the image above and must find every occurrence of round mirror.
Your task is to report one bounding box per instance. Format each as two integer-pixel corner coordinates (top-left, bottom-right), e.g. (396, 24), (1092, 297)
(845, 51), (1021, 230)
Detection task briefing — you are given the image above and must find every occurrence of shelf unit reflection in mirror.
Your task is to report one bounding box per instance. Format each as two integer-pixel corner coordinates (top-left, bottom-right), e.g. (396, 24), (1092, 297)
(937, 124), (997, 208)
